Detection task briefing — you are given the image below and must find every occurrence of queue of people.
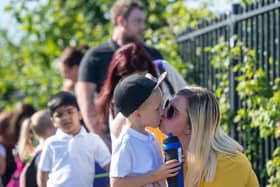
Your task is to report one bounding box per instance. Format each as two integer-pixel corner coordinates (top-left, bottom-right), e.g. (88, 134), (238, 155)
(0, 0), (260, 186)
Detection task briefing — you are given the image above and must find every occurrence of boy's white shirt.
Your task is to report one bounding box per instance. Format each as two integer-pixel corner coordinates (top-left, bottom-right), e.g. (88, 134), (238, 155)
(110, 127), (164, 187)
(38, 126), (111, 187)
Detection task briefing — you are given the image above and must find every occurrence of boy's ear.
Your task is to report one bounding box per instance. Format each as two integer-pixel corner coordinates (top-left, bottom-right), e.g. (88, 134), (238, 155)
(133, 110), (142, 118)
(51, 117), (58, 128)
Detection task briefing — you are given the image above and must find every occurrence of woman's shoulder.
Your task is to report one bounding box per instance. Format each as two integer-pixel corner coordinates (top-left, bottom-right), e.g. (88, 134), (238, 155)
(217, 151), (253, 175)
(218, 151), (250, 163)
(218, 151), (251, 167)
(214, 152), (259, 187)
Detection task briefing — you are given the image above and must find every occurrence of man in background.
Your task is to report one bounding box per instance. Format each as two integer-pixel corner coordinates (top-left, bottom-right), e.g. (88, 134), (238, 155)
(76, 0), (163, 139)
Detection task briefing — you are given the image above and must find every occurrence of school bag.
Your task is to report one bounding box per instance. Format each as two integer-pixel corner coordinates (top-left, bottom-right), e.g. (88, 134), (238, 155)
(93, 162), (110, 187)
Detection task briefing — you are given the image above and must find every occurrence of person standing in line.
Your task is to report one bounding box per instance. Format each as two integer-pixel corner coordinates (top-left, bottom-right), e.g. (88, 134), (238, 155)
(77, 0), (170, 138)
(37, 92), (111, 187)
(58, 45), (111, 187)
(5, 103), (36, 187)
(0, 112), (15, 186)
(18, 110), (56, 187)
(58, 45), (89, 93)
(96, 42), (158, 145)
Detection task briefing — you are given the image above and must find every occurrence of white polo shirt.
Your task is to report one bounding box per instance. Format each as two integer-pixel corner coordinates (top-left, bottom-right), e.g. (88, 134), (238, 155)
(38, 126), (111, 187)
(110, 127), (164, 187)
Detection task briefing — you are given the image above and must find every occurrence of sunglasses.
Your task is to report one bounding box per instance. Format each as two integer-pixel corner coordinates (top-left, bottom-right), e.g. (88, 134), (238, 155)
(163, 99), (177, 119)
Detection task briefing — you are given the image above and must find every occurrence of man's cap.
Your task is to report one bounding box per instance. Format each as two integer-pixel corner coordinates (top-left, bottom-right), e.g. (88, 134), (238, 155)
(113, 72), (167, 117)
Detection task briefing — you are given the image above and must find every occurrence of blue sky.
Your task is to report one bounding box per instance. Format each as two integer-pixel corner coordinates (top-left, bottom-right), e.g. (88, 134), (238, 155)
(0, 0), (12, 29)
(0, 0), (22, 41)
(188, 0), (232, 12)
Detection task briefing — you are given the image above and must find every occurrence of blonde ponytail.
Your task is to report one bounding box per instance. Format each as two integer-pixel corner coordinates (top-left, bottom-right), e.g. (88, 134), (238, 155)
(17, 118), (36, 162)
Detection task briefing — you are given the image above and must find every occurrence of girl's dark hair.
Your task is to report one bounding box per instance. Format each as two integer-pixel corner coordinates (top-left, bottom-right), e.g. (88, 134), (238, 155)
(60, 45), (89, 67)
(0, 112), (15, 147)
(97, 42), (157, 124)
(0, 112), (13, 135)
(48, 91), (79, 115)
(0, 113), (17, 185)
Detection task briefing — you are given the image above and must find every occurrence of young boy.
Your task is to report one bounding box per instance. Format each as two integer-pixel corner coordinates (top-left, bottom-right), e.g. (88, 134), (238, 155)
(110, 73), (180, 187)
(37, 92), (111, 187)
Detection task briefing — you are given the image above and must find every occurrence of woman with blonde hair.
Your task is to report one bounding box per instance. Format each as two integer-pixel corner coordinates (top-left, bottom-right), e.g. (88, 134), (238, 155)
(160, 86), (259, 187)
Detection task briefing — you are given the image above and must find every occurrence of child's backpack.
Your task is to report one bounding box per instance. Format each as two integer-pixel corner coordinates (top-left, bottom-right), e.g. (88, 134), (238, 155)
(93, 162), (110, 187)
(6, 155), (24, 187)
(19, 150), (41, 187)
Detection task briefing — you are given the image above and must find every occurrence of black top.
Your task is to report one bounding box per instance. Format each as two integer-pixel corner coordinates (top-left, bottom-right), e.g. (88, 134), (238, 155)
(78, 39), (163, 92)
(2, 148), (16, 185)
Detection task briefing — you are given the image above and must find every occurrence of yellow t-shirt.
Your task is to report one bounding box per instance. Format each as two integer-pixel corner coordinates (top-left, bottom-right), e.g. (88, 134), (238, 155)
(184, 152), (259, 187)
(146, 127), (166, 149)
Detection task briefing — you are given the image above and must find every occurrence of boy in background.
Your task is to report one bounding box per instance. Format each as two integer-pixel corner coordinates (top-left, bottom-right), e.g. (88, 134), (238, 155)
(37, 92), (111, 187)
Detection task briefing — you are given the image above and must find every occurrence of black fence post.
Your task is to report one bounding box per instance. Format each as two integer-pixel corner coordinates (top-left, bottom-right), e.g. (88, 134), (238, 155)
(176, 2), (280, 185)
(229, 3), (240, 140)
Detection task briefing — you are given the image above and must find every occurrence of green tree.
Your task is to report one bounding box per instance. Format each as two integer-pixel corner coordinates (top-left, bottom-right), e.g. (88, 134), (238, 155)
(1, 0), (212, 110)
(202, 39), (280, 186)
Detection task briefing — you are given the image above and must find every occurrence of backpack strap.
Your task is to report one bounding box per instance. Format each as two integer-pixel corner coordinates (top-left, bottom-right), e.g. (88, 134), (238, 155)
(153, 60), (175, 95)
(20, 150), (42, 187)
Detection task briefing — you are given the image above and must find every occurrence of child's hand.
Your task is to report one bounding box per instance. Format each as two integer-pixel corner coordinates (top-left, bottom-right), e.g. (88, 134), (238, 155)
(153, 159), (180, 181)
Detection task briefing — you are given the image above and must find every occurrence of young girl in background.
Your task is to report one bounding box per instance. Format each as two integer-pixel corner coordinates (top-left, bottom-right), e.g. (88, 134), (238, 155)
(17, 110), (56, 187)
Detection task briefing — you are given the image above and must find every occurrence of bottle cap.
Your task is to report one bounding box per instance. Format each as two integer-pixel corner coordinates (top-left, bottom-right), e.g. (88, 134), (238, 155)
(164, 132), (179, 144)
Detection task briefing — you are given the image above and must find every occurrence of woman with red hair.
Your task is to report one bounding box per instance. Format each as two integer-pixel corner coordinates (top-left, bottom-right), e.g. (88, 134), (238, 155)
(96, 42), (160, 144)
(97, 42), (187, 148)
(97, 43), (157, 122)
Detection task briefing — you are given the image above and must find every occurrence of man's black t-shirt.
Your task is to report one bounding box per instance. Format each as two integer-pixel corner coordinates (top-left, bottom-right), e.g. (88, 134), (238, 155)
(78, 39), (163, 92)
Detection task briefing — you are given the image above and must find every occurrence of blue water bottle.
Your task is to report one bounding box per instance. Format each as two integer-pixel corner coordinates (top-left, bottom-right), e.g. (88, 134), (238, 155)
(163, 133), (184, 187)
